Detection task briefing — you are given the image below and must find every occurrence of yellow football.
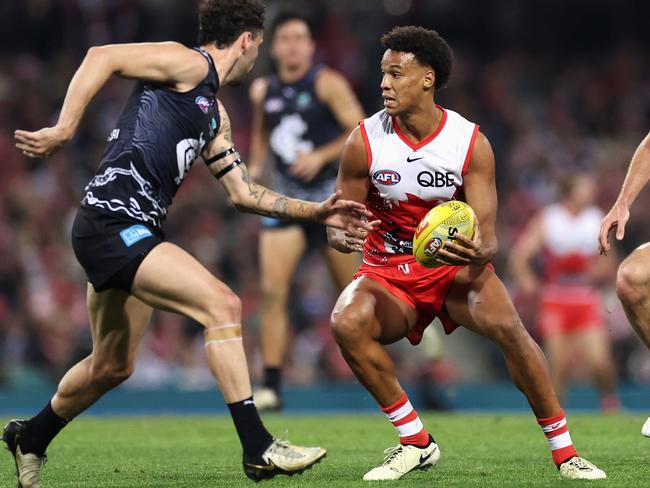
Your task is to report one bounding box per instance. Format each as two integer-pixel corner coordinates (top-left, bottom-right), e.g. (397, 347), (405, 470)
(413, 201), (476, 268)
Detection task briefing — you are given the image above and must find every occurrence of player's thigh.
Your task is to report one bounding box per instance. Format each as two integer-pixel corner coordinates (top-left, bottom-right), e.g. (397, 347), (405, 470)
(259, 226), (307, 293)
(86, 284), (153, 366)
(445, 265), (525, 341)
(131, 242), (239, 326)
(321, 245), (361, 292)
(543, 333), (572, 368)
(619, 242), (650, 285)
(332, 276), (418, 344)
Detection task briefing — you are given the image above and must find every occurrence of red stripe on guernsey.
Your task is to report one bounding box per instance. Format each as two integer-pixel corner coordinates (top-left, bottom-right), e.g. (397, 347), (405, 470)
(359, 120), (373, 169)
(392, 105), (448, 150)
(461, 124), (480, 177)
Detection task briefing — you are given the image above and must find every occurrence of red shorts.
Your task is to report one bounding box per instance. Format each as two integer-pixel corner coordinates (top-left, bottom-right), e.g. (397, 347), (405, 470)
(538, 285), (604, 338)
(354, 258), (464, 345)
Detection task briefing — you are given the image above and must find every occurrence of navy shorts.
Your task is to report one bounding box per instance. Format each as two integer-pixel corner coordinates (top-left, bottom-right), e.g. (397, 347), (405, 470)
(261, 217), (328, 249)
(71, 206), (163, 293)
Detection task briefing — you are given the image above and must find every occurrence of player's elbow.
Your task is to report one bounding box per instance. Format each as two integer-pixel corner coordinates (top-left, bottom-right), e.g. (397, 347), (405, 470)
(230, 191), (252, 213)
(86, 46), (115, 73)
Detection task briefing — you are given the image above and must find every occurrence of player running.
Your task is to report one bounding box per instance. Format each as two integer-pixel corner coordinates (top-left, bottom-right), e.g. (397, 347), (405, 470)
(4, 1), (376, 486)
(599, 130), (650, 435)
(247, 12), (365, 410)
(327, 26), (606, 481)
(511, 174), (619, 410)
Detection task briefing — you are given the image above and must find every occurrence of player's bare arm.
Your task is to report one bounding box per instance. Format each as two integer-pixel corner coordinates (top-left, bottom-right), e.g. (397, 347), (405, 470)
(436, 131), (498, 266)
(509, 215), (544, 296)
(289, 69), (365, 182)
(15, 42), (209, 158)
(247, 77), (270, 180)
(206, 101), (375, 235)
(326, 126), (375, 253)
(599, 130), (650, 254)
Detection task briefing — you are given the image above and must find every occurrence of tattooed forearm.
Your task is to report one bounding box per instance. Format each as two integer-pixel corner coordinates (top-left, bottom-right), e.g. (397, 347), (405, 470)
(271, 197), (289, 217)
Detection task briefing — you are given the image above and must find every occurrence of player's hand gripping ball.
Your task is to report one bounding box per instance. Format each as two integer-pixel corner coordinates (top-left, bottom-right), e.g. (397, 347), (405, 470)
(413, 201), (476, 267)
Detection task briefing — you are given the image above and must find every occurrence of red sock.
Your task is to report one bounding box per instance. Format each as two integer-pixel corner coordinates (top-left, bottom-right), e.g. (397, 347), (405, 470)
(537, 410), (578, 466)
(381, 392), (430, 446)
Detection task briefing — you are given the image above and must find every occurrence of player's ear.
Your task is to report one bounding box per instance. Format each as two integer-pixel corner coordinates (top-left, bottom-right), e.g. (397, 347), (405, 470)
(423, 70), (435, 91)
(240, 31), (253, 54)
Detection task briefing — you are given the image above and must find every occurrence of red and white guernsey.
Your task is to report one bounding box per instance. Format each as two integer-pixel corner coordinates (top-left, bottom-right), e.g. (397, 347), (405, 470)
(360, 106), (479, 266)
(541, 204), (603, 300)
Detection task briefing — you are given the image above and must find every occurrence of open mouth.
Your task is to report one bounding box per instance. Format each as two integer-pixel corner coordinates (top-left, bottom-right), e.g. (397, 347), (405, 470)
(382, 95), (396, 106)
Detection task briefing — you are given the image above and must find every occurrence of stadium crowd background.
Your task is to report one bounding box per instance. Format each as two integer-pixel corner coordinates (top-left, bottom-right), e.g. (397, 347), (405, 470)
(1, 0), (649, 398)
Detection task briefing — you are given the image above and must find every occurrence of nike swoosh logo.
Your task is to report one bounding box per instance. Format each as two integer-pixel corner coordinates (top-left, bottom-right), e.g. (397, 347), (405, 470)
(406, 156), (424, 162)
(419, 447), (437, 464)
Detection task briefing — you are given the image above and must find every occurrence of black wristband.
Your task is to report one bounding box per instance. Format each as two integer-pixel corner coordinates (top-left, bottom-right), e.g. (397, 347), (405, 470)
(215, 159), (242, 179)
(205, 146), (237, 166)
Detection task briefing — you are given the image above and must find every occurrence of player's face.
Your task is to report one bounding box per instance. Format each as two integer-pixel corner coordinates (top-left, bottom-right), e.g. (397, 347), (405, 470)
(569, 174), (597, 208)
(228, 31), (263, 85)
(380, 50), (434, 116)
(271, 20), (315, 69)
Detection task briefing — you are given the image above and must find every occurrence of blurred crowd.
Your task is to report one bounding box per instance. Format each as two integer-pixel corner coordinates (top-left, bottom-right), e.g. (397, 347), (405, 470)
(1, 0), (649, 391)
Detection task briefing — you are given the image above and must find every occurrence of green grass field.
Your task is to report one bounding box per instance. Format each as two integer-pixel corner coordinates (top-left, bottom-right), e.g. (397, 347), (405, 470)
(2, 413), (649, 487)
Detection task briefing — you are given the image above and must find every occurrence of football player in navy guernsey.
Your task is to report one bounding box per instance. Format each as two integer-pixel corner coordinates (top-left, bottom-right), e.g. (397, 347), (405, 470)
(247, 12), (365, 410)
(327, 26), (606, 481)
(5, 1), (377, 485)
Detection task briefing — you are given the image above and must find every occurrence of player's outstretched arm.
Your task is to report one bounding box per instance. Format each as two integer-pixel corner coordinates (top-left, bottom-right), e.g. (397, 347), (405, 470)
(206, 101), (375, 235)
(14, 42), (208, 158)
(599, 130), (650, 254)
(437, 131), (498, 266)
(326, 126), (373, 253)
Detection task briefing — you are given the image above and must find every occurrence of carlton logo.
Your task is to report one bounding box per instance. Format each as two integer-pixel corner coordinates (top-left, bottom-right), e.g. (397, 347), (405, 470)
(195, 96), (212, 114)
(373, 169), (401, 186)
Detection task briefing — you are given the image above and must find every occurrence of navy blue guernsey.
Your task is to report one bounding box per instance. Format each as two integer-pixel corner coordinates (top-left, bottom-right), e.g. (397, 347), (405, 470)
(263, 65), (341, 201)
(82, 47), (220, 229)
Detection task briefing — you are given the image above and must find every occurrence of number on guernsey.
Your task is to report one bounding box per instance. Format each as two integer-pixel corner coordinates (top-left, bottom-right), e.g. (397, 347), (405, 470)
(175, 134), (206, 184)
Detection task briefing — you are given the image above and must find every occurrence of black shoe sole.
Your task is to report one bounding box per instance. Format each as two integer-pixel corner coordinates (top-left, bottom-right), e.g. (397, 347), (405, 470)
(243, 451), (327, 482)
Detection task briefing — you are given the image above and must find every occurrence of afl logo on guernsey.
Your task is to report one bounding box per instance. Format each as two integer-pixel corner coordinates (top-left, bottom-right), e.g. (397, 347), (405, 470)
(195, 96), (212, 114)
(373, 169), (401, 186)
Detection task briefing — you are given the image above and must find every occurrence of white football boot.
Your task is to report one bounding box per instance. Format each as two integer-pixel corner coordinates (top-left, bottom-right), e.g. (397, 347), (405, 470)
(641, 417), (650, 437)
(243, 438), (326, 480)
(253, 387), (283, 411)
(363, 436), (440, 481)
(559, 456), (607, 480)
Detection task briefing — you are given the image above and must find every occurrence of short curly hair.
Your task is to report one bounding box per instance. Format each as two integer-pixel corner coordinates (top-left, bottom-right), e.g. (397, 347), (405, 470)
(198, 0), (265, 48)
(270, 11), (314, 39)
(380, 26), (453, 90)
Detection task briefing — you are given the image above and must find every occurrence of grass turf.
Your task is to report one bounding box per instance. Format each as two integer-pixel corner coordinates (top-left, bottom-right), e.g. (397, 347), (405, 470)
(1, 413), (648, 487)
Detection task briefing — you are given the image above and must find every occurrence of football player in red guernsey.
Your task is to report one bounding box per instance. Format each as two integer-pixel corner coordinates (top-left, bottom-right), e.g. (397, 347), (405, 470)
(327, 26), (605, 481)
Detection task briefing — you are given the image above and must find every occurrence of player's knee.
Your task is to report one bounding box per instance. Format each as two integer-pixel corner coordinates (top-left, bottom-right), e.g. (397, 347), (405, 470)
(330, 307), (372, 347)
(616, 258), (650, 306)
(204, 286), (242, 326)
(259, 281), (289, 309)
(90, 361), (134, 389)
(488, 314), (529, 348)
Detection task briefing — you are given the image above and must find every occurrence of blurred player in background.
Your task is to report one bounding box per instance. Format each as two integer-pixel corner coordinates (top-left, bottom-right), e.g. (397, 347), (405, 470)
(3, 1), (378, 485)
(510, 174), (619, 410)
(600, 131), (650, 434)
(328, 26), (606, 481)
(247, 12), (364, 410)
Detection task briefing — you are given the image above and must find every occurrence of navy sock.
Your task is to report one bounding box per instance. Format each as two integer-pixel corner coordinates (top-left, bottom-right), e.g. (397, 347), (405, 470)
(263, 367), (282, 394)
(227, 396), (273, 458)
(20, 402), (70, 456)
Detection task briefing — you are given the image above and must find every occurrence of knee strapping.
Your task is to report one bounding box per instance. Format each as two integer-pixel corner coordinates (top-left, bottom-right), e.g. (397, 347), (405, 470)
(204, 323), (242, 346)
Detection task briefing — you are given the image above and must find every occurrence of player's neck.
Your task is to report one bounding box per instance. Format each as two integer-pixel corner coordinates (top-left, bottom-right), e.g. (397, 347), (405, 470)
(563, 200), (583, 215)
(278, 61), (312, 84)
(395, 103), (443, 142)
(201, 44), (240, 86)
